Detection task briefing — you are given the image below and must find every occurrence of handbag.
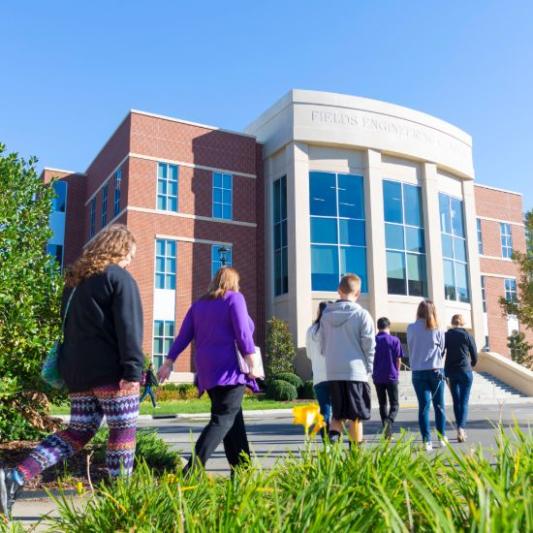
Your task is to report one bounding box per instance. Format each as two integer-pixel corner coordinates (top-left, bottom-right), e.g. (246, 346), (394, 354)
(41, 288), (77, 389)
(235, 343), (265, 380)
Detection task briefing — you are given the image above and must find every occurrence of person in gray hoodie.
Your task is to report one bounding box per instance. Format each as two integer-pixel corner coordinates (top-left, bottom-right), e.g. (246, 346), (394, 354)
(320, 274), (376, 444)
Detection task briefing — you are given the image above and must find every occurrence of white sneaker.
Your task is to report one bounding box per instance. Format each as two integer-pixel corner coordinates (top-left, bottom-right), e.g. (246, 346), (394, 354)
(424, 441), (433, 452)
(439, 436), (449, 448)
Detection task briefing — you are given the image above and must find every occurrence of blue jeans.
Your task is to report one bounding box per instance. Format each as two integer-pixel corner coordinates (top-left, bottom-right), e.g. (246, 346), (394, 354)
(412, 369), (446, 442)
(313, 382), (332, 424)
(446, 371), (473, 429)
(140, 386), (157, 408)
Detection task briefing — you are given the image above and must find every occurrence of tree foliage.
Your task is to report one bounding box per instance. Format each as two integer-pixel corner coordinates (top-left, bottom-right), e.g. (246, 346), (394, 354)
(264, 317), (295, 377)
(500, 210), (533, 330)
(507, 331), (533, 370)
(0, 145), (63, 441)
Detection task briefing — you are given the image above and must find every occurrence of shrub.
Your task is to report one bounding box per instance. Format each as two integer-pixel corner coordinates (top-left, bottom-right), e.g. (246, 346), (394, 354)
(507, 331), (533, 369)
(48, 427), (533, 532)
(266, 379), (298, 401)
(91, 429), (180, 473)
(155, 383), (198, 401)
(0, 145), (63, 441)
(271, 372), (303, 389)
(265, 317), (296, 377)
(299, 380), (315, 400)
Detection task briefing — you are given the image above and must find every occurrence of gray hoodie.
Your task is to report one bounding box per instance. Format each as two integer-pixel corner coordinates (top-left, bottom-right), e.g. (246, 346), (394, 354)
(320, 300), (376, 382)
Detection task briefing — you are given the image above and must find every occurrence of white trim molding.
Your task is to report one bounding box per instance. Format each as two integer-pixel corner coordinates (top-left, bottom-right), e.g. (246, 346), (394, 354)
(480, 272), (516, 279)
(479, 254), (513, 262)
(43, 166), (86, 176)
(129, 206), (257, 228)
(476, 215), (524, 227)
(155, 233), (232, 247)
(474, 183), (523, 197)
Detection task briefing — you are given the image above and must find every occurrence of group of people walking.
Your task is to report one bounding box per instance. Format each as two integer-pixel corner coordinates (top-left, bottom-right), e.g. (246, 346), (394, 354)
(306, 277), (478, 451)
(0, 223), (477, 518)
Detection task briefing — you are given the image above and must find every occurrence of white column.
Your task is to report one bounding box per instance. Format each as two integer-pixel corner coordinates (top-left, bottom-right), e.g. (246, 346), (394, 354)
(421, 163), (446, 313)
(364, 149), (388, 321)
(286, 142), (312, 348)
(462, 179), (485, 347)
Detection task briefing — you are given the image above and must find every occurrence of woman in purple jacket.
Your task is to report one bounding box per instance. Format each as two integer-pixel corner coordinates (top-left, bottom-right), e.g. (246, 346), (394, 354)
(158, 267), (259, 473)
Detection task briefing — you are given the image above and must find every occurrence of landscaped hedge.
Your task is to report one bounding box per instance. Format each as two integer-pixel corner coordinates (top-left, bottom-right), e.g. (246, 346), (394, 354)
(48, 427), (532, 532)
(265, 379), (298, 401)
(271, 372), (303, 390)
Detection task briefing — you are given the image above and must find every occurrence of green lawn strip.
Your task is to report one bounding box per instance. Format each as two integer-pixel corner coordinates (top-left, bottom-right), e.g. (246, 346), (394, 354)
(50, 396), (308, 416)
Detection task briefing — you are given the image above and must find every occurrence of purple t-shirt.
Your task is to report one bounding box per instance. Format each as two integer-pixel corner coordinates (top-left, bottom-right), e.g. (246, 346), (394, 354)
(167, 291), (258, 394)
(372, 332), (404, 384)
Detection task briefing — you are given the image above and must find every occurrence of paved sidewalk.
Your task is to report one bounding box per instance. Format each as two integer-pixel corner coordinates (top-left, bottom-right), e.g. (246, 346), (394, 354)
(9, 401), (533, 530)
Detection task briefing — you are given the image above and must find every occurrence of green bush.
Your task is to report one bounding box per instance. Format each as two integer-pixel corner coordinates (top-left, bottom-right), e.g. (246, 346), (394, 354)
(271, 372), (303, 389)
(0, 145), (63, 442)
(299, 380), (315, 400)
(48, 427), (533, 532)
(154, 383), (198, 401)
(265, 317), (295, 377)
(91, 429), (181, 473)
(265, 379), (298, 401)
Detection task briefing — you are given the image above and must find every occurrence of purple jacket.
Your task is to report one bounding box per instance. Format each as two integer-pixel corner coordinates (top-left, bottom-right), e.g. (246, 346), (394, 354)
(167, 291), (258, 394)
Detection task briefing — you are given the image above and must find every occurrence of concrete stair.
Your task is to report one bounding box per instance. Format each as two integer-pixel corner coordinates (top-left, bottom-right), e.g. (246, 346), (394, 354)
(370, 370), (528, 406)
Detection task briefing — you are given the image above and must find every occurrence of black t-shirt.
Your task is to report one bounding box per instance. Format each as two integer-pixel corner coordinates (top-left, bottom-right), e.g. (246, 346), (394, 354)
(58, 264), (144, 392)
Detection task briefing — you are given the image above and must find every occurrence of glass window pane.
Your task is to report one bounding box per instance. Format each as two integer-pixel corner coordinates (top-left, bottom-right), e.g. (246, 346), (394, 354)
(273, 223), (281, 250)
(213, 172), (222, 188)
(156, 240), (165, 255)
(169, 165), (178, 181)
(156, 257), (165, 272)
(340, 247), (367, 293)
(442, 235), (454, 259)
(383, 181), (403, 223)
(439, 194), (451, 234)
(311, 245), (339, 291)
(444, 259), (456, 300)
(339, 219), (365, 246)
(158, 163), (167, 179)
(155, 320), (164, 336)
(405, 227), (425, 253)
(222, 205), (232, 219)
(223, 174), (232, 188)
(167, 274), (176, 290)
(158, 180), (167, 194)
(451, 198), (464, 237)
(338, 174), (364, 219)
(385, 224), (404, 250)
(167, 241), (176, 256)
(281, 221), (287, 247)
(386, 251), (406, 295)
(164, 321), (174, 337)
(213, 188), (222, 203)
(52, 181), (67, 212)
(280, 176), (287, 220)
(169, 197), (177, 212)
(273, 180), (281, 223)
(155, 273), (165, 289)
(310, 172), (337, 217)
(166, 258), (176, 273)
(456, 263), (470, 303)
(274, 250), (282, 295)
(213, 204), (223, 218)
(403, 185), (422, 227)
(281, 246), (288, 293)
(157, 196), (166, 210)
(407, 253), (427, 297)
(222, 190), (232, 204)
(169, 181), (178, 196)
(453, 237), (466, 262)
(311, 217), (338, 244)
(153, 338), (163, 354)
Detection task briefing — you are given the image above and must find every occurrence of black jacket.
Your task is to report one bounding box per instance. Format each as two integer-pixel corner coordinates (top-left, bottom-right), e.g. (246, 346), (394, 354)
(58, 264), (145, 392)
(444, 328), (477, 375)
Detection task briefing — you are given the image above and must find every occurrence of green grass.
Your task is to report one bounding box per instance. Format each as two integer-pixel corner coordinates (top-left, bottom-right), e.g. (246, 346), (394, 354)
(43, 426), (533, 532)
(50, 395), (306, 416)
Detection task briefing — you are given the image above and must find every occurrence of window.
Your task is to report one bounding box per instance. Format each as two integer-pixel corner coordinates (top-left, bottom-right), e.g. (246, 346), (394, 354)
(310, 172), (367, 292)
(157, 163), (178, 212)
(212, 172), (232, 220)
(89, 197), (96, 238)
(481, 276), (487, 312)
(155, 239), (176, 289)
(439, 193), (469, 302)
(52, 181), (67, 212)
(504, 278), (517, 302)
(211, 244), (233, 279)
(383, 181), (427, 296)
(114, 168), (122, 216)
(153, 320), (174, 370)
(273, 176), (288, 295)
(101, 184), (108, 227)
(477, 218), (483, 255)
(47, 244), (63, 268)
(500, 223), (513, 259)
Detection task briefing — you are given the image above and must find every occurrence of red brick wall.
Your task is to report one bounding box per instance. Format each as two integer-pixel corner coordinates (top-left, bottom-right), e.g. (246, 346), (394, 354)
(475, 185), (532, 357)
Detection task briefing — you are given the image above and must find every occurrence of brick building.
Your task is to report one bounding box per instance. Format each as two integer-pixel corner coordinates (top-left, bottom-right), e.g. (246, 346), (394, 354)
(42, 90), (531, 380)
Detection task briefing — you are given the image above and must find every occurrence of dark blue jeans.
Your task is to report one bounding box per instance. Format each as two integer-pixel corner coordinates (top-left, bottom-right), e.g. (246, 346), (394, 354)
(313, 381), (332, 424)
(446, 370), (473, 429)
(412, 369), (446, 442)
(140, 386), (157, 408)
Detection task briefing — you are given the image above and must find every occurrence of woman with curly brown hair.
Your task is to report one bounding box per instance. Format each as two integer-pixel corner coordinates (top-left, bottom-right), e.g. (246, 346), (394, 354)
(1, 224), (144, 518)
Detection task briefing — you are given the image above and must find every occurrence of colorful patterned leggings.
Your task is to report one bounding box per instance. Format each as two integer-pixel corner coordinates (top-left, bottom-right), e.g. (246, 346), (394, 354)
(17, 384), (140, 480)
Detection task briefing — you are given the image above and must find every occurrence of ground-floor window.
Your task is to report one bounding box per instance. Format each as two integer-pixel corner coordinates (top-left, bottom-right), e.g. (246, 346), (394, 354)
(153, 320), (175, 370)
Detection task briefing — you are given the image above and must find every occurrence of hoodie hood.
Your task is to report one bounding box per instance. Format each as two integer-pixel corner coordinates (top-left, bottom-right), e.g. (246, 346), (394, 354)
(321, 300), (361, 328)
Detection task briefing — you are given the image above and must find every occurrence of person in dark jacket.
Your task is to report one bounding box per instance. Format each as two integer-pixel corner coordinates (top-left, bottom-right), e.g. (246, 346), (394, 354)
(141, 363), (159, 408)
(0, 224), (144, 519)
(444, 314), (477, 443)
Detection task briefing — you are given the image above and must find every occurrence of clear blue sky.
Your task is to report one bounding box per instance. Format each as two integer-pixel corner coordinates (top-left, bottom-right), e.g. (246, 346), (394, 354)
(1, 1), (532, 209)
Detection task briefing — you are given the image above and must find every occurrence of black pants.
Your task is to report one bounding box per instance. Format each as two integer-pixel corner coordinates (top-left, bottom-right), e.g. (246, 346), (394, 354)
(374, 382), (399, 427)
(187, 384), (250, 471)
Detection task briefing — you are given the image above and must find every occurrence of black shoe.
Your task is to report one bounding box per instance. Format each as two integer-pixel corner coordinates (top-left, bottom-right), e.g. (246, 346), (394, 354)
(327, 430), (341, 444)
(0, 468), (24, 518)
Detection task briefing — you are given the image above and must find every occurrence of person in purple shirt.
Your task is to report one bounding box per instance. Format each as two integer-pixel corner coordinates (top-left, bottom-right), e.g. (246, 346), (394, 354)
(373, 317), (404, 439)
(157, 267), (260, 473)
